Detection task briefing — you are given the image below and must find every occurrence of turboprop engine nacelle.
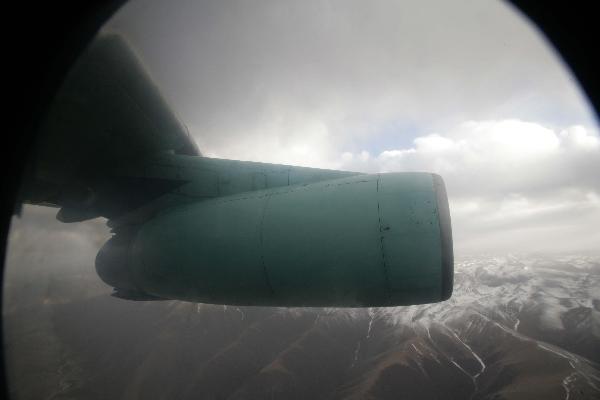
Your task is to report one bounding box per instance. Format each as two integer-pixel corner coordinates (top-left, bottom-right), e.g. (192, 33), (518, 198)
(96, 172), (453, 307)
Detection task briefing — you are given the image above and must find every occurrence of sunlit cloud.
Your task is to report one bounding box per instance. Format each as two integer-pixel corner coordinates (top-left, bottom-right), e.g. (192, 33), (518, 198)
(339, 120), (600, 253)
(86, 0), (600, 254)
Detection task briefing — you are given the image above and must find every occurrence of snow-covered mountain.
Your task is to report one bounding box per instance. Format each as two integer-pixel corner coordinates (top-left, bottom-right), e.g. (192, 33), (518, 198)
(4, 253), (600, 399)
(340, 255), (600, 399)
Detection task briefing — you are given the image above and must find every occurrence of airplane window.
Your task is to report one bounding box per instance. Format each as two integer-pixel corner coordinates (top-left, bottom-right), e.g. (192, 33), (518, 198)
(4, 0), (600, 399)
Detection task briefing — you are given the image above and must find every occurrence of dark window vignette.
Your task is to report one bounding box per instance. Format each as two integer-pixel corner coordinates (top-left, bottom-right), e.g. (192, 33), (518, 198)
(1, 1), (599, 398)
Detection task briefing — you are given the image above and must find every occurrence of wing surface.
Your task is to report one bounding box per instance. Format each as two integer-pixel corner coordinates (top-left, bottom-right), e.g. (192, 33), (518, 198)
(19, 34), (357, 223)
(20, 34), (200, 220)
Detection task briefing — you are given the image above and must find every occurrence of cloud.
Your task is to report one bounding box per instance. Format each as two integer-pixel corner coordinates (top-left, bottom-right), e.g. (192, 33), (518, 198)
(349, 120), (599, 193)
(4, 207), (112, 309)
(105, 0), (597, 163)
(77, 1), (600, 254)
(339, 120), (600, 254)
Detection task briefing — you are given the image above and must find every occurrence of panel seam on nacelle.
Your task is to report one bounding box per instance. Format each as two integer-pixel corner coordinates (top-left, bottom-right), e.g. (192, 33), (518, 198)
(432, 174), (454, 301)
(376, 174), (392, 305)
(259, 194), (275, 296)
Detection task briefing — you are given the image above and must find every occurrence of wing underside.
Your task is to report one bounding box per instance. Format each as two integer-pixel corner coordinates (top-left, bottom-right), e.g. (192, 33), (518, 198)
(19, 34), (200, 221)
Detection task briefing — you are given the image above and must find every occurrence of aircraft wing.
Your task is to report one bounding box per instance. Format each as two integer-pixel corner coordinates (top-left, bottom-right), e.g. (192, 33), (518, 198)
(19, 34), (200, 221)
(17, 33), (453, 307)
(20, 33), (358, 225)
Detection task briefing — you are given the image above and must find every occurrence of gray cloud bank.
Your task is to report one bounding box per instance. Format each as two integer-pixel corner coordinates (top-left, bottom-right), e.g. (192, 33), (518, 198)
(340, 121), (600, 254)
(88, 1), (600, 254)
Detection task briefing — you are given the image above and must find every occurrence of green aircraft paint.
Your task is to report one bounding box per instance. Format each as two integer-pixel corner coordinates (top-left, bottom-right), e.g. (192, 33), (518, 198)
(97, 172), (453, 307)
(25, 33), (454, 307)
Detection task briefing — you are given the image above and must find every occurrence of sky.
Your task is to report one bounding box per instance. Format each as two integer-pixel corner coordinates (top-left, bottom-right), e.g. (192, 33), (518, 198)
(101, 0), (600, 255)
(4, 5), (599, 394)
(26, 0), (600, 256)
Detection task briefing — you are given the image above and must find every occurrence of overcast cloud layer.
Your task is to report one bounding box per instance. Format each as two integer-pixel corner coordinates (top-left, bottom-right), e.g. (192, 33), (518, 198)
(100, 0), (600, 255)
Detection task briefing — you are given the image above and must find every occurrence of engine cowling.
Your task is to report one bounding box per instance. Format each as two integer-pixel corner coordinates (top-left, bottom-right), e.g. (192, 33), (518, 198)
(96, 172), (453, 306)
